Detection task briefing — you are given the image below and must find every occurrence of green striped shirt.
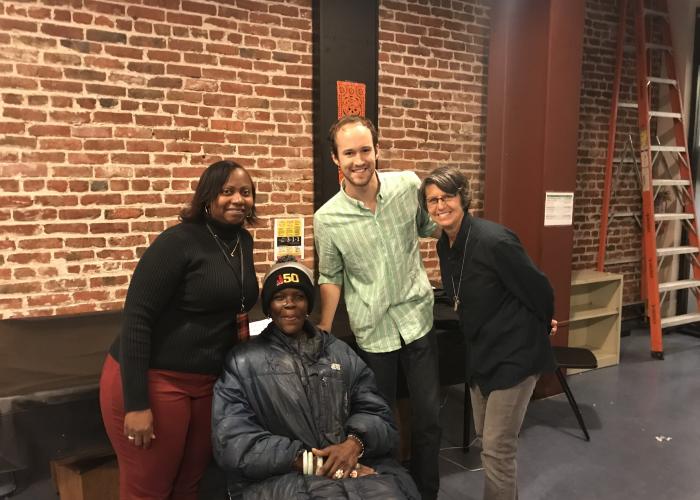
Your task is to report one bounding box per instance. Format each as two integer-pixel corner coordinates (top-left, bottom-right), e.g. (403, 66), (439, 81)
(314, 171), (436, 353)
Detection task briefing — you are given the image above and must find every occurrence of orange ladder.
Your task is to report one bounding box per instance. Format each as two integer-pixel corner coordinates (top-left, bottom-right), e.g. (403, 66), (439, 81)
(598, 0), (700, 359)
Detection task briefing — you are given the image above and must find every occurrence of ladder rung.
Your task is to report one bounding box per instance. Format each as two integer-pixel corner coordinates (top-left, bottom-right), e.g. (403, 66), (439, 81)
(647, 77), (677, 85)
(646, 43), (672, 51)
(605, 257), (640, 265)
(611, 211), (639, 218)
(654, 213), (694, 221)
(660, 313), (700, 328)
(656, 246), (699, 257)
(618, 101), (638, 109)
(613, 156), (636, 164)
(649, 110), (682, 119)
(650, 145), (686, 152)
(652, 179), (691, 187)
(658, 279), (700, 292)
(644, 8), (669, 19)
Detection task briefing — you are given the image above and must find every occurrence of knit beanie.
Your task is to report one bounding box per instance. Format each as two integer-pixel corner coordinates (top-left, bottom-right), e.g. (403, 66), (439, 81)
(261, 256), (315, 316)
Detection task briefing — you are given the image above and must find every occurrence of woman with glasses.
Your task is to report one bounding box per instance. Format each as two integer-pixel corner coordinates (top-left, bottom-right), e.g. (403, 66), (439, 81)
(420, 166), (556, 500)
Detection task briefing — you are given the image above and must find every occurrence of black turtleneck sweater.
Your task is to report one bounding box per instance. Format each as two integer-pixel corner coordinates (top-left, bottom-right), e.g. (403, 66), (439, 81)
(109, 219), (259, 411)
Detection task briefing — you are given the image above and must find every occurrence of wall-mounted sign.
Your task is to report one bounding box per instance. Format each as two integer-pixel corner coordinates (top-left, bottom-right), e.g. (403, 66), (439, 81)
(544, 192), (574, 226)
(274, 217), (304, 260)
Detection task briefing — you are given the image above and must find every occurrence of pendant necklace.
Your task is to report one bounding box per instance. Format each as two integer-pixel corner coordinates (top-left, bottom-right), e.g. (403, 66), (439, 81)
(206, 223), (249, 341)
(450, 224), (471, 312)
(206, 223), (240, 257)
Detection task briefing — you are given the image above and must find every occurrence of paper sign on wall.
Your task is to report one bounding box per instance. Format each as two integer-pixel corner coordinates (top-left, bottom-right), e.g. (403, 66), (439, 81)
(274, 218), (304, 260)
(544, 192), (574, 226)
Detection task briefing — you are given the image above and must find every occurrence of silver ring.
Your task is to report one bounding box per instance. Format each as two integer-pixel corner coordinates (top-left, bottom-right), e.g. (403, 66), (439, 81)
(127, 435), (135, 440)
(334, 469), (344, 479)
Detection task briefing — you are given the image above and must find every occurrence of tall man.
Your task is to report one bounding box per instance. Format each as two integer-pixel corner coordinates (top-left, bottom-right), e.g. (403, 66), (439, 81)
(314, 115), (441, 500)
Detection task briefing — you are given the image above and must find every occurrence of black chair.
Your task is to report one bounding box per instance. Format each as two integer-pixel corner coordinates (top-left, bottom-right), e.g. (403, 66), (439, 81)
(551, 346), (597, 441)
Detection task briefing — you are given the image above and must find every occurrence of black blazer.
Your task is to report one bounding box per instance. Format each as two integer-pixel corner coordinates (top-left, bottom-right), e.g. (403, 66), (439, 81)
(437, 215), (556, 395)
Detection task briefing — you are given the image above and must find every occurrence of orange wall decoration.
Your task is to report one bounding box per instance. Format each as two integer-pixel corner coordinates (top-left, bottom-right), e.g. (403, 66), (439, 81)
(335, 81), (367, 183)
(336, 81), (366, 119)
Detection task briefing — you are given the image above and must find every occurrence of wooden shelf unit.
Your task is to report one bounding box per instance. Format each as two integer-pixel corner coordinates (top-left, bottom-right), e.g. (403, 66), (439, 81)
(568, 270), (622, 372)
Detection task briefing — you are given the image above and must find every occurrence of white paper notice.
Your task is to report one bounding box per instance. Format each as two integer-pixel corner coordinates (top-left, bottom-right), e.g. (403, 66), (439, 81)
(544, 192), (574, 226)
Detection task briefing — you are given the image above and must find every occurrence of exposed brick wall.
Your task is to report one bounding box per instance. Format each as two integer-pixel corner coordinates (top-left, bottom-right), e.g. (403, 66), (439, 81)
(573, 0), (643, 305)
(0, 0), (647, 319)
(0, 0), (313, 318)
(378, 0), (491, 283)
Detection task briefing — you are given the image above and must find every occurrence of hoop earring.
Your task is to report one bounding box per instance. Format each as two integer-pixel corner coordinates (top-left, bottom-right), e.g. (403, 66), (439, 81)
(204, 204), (211, 217)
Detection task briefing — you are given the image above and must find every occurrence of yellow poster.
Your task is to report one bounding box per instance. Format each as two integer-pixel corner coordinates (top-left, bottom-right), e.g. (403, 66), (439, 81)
(274, 218), (304, 260)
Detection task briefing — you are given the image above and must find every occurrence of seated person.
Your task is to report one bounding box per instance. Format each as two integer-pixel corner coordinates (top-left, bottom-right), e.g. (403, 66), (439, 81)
(212, 256), (420, 500)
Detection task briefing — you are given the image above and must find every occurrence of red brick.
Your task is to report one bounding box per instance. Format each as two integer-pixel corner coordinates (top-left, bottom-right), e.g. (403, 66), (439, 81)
(59, 209), (102, 220)
(105, 209), (143, 220)
(89, 222), (129, 234)
(111, 153), (150, 164)
(90, 275), (130, 287)
(13, 208), (58, 221)
(167, 64), (202, 78)
(0, 282), (42, 294)
(34, 52), (81, 66)
(0, 135), (36, 148)
(66, 153), (108, 164)
(0, 76), (38, 90)
(130, 35), (166, 48)
(18, 238), (63, 250)
(104, 45), (143, 60)
(0, 18), (38, 32)
(167, 12), (202, 26)
(83, 139), (125, 150)
(81, 194), (122, 205)
(147, 49), (181, 62)
(96, 249), (135, 260)
(73, 290), (110, 301)
(39, 77), (82, 94)
(91, 111), (132, 124)
(126, 5), (165, 22)
(28, 125), (71, 137)
(186, 131), (223, 143)
(148, 76), (183, 88)
(39, 138), (82, 150)
(182, 0), (216, 15)
(41, 23), (83, 39)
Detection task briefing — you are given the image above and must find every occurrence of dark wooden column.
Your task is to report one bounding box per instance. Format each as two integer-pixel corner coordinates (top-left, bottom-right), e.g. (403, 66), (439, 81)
(484, 0), (585, 396)
(312, 0), (379, 210)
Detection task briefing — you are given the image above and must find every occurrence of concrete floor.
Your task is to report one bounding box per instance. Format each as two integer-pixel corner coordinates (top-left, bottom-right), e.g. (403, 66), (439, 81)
(6, 329), (700, 499)
(437, 329), (700, 500)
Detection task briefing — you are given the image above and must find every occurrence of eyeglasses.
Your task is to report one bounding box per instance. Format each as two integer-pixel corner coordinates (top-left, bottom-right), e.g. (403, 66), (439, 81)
(426, 193), (458, 207)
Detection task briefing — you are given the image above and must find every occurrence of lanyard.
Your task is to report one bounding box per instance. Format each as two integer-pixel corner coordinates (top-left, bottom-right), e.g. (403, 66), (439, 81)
(205, 223), (246, 313)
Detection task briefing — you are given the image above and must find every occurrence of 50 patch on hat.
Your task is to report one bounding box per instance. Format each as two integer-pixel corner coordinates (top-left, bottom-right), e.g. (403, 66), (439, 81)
(261, 256), (315, 316)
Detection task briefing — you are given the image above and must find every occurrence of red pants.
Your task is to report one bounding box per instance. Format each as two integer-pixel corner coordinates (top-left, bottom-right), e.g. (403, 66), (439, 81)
(99, 355), (217, 500)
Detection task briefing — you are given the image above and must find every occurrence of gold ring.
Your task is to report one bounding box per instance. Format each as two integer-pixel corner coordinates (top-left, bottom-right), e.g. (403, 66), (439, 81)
(334, 468), (344, 479)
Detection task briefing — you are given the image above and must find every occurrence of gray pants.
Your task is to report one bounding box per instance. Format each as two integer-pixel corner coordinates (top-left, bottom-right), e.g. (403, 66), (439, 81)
(470, 374), (539, 500)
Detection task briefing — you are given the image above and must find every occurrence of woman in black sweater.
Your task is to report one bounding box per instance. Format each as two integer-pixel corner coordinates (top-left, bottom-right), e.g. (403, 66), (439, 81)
(99, 160), (259, 500)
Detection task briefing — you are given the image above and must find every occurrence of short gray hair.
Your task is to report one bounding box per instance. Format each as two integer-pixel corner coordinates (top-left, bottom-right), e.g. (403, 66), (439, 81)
(419, 166), (471, 211)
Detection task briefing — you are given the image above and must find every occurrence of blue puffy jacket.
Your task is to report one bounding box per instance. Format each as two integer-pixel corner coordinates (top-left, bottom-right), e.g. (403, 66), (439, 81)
(212, 321), (420, 499)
